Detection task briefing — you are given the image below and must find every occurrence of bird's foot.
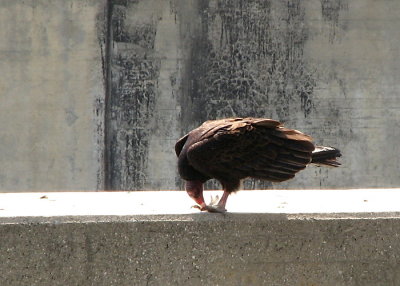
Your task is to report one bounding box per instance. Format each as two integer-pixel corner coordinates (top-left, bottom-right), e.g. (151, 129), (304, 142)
(191, 194), (227, 213)
(204, 204), (227, 213)
(206, 194), (226, 213)
(191, 203), (227, 213)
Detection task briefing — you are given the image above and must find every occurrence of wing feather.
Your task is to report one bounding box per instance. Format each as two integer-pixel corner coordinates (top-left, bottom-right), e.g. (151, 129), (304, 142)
(175, 134), (189, 156)
(250, 118), (282, 128)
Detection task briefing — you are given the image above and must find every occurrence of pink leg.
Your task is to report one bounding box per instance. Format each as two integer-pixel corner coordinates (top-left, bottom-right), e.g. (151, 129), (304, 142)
(216, 190), (230, 211)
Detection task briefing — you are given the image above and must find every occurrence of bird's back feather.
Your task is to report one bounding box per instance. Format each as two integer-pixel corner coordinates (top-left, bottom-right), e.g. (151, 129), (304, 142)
(176, 117), (322, 191)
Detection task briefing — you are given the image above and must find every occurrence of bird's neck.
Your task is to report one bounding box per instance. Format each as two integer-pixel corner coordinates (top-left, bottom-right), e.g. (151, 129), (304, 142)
(178, 153), (209, 181)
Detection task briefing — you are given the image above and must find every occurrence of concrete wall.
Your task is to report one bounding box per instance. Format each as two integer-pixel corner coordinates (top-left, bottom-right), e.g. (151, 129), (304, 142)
(2, 213), (400, 286)
(0, 0), (106, 191)
(104, 0), (400, 190)
(1, 0), (400, 191)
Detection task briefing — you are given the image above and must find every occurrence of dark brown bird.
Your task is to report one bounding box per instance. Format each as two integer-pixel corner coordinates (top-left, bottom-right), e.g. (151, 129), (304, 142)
(175, 117), (342, 213)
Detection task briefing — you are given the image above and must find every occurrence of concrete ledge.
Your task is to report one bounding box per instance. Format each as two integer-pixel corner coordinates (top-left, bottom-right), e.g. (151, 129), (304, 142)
(1, 189), (400, 285)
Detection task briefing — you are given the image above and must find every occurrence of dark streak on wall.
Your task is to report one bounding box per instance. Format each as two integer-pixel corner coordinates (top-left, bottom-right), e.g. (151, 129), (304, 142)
(191, 0), (316, 124)
(188, 0), (317, 190)
(320, 0), (349, 42)
(105, 1), (159, 190)
(95, 0), (111, 190)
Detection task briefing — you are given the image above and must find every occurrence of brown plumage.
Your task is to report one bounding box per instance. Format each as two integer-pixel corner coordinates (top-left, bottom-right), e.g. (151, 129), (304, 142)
(175, 117), (342, 212)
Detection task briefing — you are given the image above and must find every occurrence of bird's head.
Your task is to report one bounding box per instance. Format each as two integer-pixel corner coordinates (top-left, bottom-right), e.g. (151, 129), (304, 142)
(185, 180), (204, 205)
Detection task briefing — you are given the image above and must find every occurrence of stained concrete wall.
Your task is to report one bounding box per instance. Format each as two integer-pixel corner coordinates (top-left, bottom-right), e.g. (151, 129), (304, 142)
(1, 0), (400, 191)
(106, 0), (400, 190)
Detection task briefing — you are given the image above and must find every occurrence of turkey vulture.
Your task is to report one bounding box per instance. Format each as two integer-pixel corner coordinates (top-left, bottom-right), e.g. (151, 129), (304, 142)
(175, 117), (342, 213)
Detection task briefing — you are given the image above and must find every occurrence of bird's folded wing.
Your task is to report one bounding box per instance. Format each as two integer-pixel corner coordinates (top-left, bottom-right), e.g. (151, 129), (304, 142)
(186, 118), (315, 183)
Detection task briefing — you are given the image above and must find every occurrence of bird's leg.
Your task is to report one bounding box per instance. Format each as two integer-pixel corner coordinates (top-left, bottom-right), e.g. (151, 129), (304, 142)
(216, 190), (230, 211)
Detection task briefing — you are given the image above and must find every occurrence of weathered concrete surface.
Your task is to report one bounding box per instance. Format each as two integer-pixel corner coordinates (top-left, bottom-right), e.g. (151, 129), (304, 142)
(105, 0), (400, 191)
(0, 0), (106, 191)
(1, 0), (400, 192)
(1, 190), (400, 286)
(105, 0), (184, 190)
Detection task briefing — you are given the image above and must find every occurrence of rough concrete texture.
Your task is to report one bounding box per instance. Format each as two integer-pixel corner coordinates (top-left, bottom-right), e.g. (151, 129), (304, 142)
(2, 217), (399, 286)
(2, 215), (400, 285)
(1, 0), (400, 191)
(1, 190), (400, 285)
(0, 0), (106, 191)
(106, 0), (400, 191)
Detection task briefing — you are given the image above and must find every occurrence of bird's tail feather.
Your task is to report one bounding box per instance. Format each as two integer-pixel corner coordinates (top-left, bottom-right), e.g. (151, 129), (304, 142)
(311, 146), (342, 167)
